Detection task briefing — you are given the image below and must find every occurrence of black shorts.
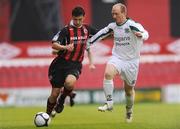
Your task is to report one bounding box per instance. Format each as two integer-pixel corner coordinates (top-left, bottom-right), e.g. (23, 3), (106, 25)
(48, 57), (82, 88)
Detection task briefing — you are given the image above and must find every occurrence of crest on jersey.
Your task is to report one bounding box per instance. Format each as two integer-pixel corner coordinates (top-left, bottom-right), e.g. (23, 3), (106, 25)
(83, 27), (88, 34)
(125, 28), (130, 33)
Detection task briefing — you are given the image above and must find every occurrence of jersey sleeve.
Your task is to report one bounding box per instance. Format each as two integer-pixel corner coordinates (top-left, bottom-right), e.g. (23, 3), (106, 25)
(87, 25), (99, 38)
(129, 21), (149, 40)
(52, 27), (68, 45)
(89, 23), (113, 44)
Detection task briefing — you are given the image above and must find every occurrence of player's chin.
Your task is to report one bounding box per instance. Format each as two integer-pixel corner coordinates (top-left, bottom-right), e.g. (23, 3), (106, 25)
(75, 24), (81, 27)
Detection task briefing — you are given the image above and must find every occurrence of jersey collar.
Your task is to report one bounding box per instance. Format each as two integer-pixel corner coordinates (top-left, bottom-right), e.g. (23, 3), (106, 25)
(116, 18), (128, 26)
(70, 20), (82, 28)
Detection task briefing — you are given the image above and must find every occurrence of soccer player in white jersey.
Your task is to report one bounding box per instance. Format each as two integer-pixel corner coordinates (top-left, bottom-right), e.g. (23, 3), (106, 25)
(89, 3), (149, 123)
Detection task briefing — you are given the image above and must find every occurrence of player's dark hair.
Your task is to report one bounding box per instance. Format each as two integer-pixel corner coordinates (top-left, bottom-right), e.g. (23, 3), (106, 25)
(72, 6), (85, 17)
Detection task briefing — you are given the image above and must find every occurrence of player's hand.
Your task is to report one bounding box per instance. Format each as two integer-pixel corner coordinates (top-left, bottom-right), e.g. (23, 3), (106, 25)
(66, 43), (74, 51)
(52, 48), (59, 55)
(134, 32), (143, 38)
(89, 64), (96, 71)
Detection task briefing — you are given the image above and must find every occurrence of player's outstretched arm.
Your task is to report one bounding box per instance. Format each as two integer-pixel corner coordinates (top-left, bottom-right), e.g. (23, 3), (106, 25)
(89, 23), (113, 44)
(87, 49), (96, 71)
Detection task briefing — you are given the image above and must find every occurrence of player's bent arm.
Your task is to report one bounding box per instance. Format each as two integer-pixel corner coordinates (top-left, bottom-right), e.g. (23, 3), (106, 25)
(130, 21), (149, 40)
(141, 29), (149, 40)
(52, 42), (66, 51)
(134, 30), (149, 40)
(135, 29), (149, 40)
(87, 49), (96, 70)
(87, 49), (93, 65)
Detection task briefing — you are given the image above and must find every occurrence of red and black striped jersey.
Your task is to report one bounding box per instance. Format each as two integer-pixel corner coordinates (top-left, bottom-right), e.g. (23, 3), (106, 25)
(52, 23), (97, 62)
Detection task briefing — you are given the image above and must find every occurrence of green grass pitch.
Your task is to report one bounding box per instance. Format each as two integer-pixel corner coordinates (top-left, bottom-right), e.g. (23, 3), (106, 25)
(0, 103), (180, 129)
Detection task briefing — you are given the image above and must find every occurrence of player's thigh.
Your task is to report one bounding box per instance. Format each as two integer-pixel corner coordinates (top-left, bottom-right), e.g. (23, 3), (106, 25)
(123, 60), (139, 86)
(48, 59), (66, 88)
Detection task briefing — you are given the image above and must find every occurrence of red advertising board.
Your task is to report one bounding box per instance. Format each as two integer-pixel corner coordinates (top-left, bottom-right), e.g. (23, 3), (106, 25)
(0, 39), (180, 89)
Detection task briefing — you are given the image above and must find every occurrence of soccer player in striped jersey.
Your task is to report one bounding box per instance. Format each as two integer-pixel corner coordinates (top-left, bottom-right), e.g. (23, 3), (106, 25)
(46, 6), (97, 117)
(89, 3), (149, 123)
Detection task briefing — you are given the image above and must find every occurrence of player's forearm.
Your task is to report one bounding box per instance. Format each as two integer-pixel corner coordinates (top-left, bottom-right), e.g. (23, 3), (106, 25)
(52, 42), (66, 51)
(89, 27), (111, 44)
(87, 51), (93, 65)
(89, 31), (103, 44)
(87, 51), (96, 70)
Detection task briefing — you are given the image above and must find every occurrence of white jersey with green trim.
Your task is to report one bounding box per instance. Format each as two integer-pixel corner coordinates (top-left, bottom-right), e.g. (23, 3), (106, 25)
(89, 18), (149, 60)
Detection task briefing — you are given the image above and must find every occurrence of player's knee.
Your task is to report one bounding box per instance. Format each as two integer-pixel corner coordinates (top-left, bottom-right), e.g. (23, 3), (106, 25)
(64, 81), (74, 90)
(104, 72), (113, 80)
(65, 75), (76, 89)
(125, 90), (131, 96)
(125, 87), (134, 96)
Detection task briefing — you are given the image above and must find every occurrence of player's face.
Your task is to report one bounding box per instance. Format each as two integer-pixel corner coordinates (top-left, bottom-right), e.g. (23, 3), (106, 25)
(72, 15), (84, 27)
(111, 6), (124, 24)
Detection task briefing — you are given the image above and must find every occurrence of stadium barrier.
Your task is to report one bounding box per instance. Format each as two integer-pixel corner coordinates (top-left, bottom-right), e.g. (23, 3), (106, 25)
(0, 88), (162, 107)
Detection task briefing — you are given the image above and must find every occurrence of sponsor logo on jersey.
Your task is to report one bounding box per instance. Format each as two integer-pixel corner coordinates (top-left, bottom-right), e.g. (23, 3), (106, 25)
(70, 36), (88, 42)
(114, 36), (130, 42)
(83, 27), (88, 34)
(114, 36), (131, 46)
(116, 42), (130, 46)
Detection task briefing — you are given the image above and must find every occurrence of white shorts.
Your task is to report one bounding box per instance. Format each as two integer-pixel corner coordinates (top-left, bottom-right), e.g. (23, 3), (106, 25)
(107, 56), (139, 86)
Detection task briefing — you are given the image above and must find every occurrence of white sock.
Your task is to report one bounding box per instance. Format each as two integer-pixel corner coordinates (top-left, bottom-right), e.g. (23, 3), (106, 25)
(106, 100), (113, 107)
(103, 79), (114, 101)
(126, 93), (135, 111)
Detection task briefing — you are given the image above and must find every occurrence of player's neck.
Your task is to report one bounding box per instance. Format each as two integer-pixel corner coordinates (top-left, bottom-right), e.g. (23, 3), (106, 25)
(70, 20), (82, 28)
(116, 18), (127, 26)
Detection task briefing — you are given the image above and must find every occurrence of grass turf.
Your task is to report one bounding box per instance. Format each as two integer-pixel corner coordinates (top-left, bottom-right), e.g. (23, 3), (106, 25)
(0, 103), (180, 129)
